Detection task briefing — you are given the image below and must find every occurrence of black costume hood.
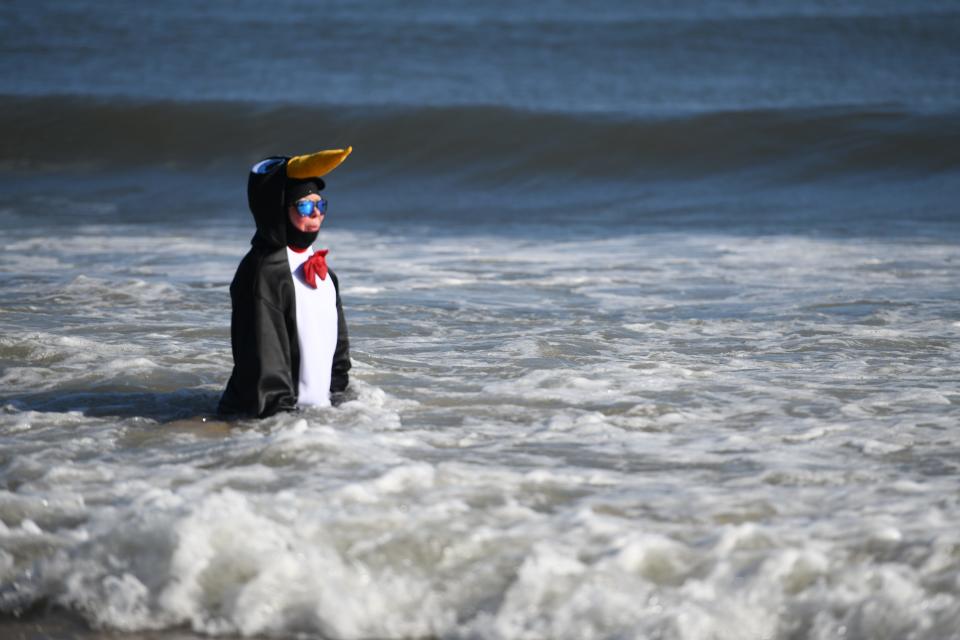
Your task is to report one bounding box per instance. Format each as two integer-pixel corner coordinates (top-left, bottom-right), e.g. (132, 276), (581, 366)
(247, 148), (351, 249)
(247, 157), (325, 249)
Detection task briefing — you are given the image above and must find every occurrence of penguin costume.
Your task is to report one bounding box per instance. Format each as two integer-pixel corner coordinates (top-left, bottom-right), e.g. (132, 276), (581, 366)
(218, 148), (353, 418)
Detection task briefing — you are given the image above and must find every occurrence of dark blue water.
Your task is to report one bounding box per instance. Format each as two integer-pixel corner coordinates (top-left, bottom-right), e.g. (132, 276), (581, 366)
(1, 0), (958, 237)
(4, 1), (960, 111)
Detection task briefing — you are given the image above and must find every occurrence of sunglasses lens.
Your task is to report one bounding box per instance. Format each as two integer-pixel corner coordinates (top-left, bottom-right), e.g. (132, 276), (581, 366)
(295, 198), (328, 217)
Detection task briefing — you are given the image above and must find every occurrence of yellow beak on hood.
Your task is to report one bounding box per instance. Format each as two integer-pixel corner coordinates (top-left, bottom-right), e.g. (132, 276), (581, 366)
(286, 146), (353, 179)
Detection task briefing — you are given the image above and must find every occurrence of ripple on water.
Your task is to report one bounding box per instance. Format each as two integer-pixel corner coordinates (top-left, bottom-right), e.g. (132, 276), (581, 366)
(0, 229), (958, 637)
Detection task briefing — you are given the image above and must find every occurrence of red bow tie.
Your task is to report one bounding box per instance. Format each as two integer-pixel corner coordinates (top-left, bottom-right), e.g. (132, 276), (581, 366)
(301, 249), (329, 287)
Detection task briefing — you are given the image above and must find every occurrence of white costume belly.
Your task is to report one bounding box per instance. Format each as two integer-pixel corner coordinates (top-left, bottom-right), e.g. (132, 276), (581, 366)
(286, 247), (339, 407)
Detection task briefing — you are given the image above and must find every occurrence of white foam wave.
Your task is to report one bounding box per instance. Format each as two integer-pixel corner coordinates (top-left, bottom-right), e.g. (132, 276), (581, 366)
(1, 227), (959, 638)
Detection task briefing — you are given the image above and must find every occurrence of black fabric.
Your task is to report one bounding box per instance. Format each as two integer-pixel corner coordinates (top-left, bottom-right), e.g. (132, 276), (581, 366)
(284, 219), (318, 250)
(247, 156), (289, 249)
(218, 157), (351, 418)
(284, 177), (325, 204)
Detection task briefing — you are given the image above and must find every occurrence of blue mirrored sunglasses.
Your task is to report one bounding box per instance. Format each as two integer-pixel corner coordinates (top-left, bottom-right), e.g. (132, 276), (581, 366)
(295, 198), (328, 217)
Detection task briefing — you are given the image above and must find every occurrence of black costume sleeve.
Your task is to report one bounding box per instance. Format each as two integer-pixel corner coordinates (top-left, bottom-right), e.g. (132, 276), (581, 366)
(329, 270), (352, 394)
(218, 254), (299, 419)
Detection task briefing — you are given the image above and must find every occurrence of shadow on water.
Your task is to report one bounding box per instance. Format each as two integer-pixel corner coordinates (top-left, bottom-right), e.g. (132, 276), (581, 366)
(2, 388), (221, 424)
(0, 607), (250, 640)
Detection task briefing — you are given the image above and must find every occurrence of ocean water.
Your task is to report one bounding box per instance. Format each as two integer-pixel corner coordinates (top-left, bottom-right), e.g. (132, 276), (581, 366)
(1, 1), (960, 639)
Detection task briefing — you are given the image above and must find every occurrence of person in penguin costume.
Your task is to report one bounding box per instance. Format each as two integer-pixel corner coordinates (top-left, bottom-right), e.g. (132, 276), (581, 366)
(218, 148), (353, 418)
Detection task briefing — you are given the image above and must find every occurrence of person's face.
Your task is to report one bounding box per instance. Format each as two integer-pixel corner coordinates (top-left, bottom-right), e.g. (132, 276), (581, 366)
(287, 194), (325, 233)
